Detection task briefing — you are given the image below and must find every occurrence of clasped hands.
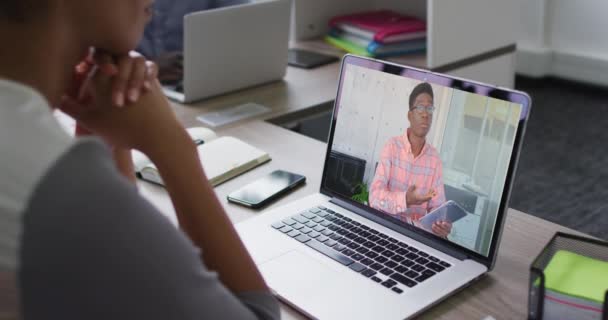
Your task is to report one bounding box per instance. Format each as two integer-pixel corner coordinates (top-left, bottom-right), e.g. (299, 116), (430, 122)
(59, 48), (185, 174)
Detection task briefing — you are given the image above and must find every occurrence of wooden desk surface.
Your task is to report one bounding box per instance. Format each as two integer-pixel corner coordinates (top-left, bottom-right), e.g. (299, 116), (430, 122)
(142, 64), (587, 319)
(138, 121), (327, 226)
(173, 62), (340, 130)
(137, 117), (585, 319)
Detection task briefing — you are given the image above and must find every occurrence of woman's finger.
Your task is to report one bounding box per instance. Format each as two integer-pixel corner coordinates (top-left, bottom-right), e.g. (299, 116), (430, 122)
(93, 50), (118, 75)
(77, 65), (100, 102)
(75, 61), (92, 75)
(111, 55), (135, 107)
(143, 60), (158, 90)
(126, 55), (148, 103)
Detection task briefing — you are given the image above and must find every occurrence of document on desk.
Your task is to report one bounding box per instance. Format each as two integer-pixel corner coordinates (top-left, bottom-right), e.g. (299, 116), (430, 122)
(133, 132), (271, 187)
(197, 102), (271, 128)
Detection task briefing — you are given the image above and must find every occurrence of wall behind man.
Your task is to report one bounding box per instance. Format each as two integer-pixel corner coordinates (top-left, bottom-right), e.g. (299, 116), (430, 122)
(517, 0), (608, 86)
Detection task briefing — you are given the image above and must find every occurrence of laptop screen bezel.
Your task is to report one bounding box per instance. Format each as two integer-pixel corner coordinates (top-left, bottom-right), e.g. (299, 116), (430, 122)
(319, 54), (531, 269)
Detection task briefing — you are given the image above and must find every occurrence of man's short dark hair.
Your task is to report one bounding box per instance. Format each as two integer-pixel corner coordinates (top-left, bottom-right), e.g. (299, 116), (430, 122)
(409, 82), (434, 109)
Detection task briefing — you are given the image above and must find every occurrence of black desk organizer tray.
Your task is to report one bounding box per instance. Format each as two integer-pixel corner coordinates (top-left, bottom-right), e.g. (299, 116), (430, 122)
(528, 232), (608, 320)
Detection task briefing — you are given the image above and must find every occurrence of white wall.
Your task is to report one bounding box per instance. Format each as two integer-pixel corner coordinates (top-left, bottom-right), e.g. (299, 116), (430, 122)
(549, 0), (608, 55)
(517, 0), (548, 48)
(429, 0), (517, 69)
(517, 0), (608, 86)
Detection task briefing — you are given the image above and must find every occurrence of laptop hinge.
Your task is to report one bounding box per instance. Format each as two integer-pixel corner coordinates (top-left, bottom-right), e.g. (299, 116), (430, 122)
(330, 197), (468, 261)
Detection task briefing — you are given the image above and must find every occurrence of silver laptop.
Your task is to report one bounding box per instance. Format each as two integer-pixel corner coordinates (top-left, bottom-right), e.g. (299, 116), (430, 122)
(163, 0), (291, 103)
(237, 54), (532, 319)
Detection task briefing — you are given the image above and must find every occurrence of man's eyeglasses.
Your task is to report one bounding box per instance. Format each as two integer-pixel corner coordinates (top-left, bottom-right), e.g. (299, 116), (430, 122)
(410, 105), (435, 115)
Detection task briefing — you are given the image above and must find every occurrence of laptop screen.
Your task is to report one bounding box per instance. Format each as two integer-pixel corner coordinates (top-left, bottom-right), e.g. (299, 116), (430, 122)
(321, 55), (531, 259)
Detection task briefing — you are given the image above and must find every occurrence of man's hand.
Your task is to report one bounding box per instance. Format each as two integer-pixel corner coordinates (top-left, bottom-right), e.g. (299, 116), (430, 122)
(406, 185), (436, 206)
(431, 221), (452, 238)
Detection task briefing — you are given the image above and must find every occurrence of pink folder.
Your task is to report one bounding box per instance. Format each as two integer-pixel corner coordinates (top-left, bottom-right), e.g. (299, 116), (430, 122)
(329, 10), (426, 44)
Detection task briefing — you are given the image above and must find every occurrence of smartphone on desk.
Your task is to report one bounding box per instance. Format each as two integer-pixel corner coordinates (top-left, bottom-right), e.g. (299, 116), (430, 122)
(287, 49), (339, 69)
(227, 170), (306, 209)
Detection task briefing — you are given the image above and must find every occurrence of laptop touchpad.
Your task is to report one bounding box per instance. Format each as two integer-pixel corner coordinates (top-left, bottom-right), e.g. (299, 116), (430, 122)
(260, 250), (342, 303)
(260, 250), (392, 319)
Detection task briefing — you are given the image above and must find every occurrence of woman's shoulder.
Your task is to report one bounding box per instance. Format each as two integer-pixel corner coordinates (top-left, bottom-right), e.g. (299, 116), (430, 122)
(0, 79), (75, 200)
(0, 79), (77, 276)
(0, 80), (73, 163)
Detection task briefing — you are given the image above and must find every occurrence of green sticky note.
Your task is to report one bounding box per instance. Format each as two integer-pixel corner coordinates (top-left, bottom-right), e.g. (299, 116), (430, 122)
(542, 250), (608, 303)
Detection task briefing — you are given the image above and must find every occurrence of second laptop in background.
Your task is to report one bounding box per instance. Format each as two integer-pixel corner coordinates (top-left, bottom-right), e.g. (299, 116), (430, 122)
(164, 0), (292, 103)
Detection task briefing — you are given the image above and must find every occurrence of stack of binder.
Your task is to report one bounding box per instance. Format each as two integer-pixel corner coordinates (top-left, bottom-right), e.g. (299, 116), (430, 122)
(325, 10), (427, 58)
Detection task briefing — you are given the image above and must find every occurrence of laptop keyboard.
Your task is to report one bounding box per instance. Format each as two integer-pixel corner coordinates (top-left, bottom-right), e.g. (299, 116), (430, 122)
(271, 206), (452, 294)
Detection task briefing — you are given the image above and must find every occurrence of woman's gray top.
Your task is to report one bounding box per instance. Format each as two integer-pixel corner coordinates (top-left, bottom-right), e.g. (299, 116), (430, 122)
(0, 79), (279, 319)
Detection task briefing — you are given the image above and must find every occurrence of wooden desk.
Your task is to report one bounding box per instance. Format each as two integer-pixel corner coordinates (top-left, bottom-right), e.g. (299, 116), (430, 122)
(138, 63), (588, 319)
(138, 121), (327, 226)
(173, 62), (341, 130)
(138, 119), (585, 320)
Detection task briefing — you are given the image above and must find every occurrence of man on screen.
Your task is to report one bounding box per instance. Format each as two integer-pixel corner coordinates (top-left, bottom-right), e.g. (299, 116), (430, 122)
(369, 82), (452, 238)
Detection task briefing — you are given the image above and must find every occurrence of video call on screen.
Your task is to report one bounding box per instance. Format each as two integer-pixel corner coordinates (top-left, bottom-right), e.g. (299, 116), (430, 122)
(327, 64), (523, 256)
